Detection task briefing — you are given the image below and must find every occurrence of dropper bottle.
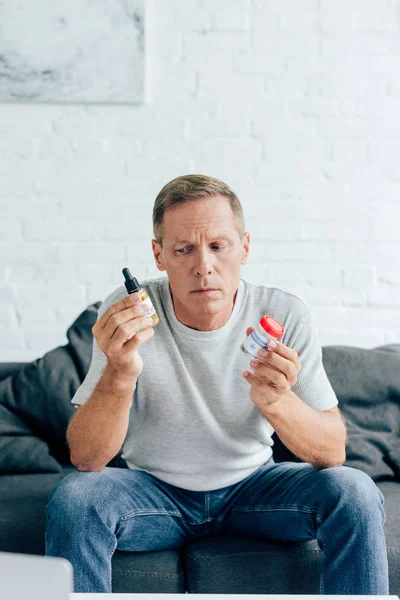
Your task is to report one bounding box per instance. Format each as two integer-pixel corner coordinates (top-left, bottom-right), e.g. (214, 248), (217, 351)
(122, 268), (159, 328)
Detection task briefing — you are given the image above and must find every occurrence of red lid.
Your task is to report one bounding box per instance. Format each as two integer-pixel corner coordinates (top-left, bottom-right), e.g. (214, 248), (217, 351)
(259, 315), (285, 339)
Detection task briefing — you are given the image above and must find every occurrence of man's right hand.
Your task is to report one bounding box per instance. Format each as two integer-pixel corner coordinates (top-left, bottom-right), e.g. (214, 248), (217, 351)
(92, 292), (155, 382)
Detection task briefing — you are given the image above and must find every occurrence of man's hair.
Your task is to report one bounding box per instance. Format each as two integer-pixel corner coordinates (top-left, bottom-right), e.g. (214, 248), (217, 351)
(152, 174), (245, 248)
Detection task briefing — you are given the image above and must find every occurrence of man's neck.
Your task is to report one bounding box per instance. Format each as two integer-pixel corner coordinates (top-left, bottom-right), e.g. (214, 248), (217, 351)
(169, 286), (238, 331)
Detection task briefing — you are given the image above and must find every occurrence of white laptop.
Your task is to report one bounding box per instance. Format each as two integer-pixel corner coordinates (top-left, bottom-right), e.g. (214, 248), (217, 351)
(0, 552), (73, 600)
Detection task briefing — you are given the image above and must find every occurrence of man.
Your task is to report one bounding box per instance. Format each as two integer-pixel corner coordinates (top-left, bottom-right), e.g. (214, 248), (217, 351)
(45, 174), (388, 594)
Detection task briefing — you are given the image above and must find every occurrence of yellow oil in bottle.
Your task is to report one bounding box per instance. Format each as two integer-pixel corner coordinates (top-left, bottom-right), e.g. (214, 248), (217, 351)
(139, 288), (159, 328)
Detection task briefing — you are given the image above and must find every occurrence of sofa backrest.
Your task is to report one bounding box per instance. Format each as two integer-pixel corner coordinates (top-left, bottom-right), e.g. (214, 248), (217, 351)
(0, 363), (27, 381)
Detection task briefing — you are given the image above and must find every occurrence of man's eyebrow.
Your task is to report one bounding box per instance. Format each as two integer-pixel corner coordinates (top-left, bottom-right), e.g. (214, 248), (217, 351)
(172, 234), (232, 244)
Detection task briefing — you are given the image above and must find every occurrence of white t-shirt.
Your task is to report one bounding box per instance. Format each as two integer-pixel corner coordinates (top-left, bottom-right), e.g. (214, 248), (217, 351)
(71, 277), (338, 491)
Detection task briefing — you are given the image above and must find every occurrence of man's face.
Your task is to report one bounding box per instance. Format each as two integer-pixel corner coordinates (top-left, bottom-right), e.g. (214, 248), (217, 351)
(152, 195), (250, 330)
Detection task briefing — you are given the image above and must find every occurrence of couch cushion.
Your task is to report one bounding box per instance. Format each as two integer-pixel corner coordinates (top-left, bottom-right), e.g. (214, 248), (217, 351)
(111, 549), (185, 593)
(376, 480), (400, 550)
(376, 480), (400, 596)
(185, 535), (321, 593)
(321, 344), (400, 480)
(0, 303), (100, 473)
(0, 363), (27, 380)
(0, 467), (185, 593)
(0, 406), (61, 473)
(0, 467), (76, 554)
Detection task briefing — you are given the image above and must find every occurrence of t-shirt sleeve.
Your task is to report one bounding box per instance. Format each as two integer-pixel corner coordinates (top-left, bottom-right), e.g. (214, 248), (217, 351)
(71, 331), (108, 407)
(290, 309), (339, 412)
(71, 287), (125, 407)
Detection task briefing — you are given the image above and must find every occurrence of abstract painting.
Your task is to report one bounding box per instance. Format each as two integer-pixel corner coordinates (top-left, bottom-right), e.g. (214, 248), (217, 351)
(0, 1), (145, 103)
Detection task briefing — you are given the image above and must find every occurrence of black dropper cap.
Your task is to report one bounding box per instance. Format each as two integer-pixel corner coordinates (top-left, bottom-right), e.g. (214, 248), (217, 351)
(122, 267), (140, 294)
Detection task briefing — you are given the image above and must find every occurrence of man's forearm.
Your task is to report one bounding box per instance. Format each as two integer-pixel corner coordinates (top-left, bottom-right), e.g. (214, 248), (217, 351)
(67, 363), (137, 471)
(260, 390), (347, 469)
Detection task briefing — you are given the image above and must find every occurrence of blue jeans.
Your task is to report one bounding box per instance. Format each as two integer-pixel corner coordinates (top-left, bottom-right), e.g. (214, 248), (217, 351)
(45, 457), (389, 594)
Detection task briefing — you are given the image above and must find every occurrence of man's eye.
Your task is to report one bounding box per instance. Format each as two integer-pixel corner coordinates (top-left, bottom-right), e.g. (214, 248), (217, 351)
(176, 245), (223, 254)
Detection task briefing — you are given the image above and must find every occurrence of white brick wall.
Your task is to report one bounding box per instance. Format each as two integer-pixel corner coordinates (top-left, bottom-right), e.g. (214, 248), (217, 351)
(1, 0), (400, 361)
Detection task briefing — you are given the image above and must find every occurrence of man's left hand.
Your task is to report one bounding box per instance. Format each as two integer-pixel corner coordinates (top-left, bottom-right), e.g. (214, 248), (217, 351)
(243, 327), (302, 408)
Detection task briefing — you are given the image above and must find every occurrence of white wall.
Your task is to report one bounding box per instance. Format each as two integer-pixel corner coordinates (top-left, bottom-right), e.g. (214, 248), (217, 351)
(1, 0), (400, 361)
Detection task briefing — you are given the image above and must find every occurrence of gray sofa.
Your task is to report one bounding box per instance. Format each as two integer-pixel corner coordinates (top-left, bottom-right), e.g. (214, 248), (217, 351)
(0, 301), (399, 594)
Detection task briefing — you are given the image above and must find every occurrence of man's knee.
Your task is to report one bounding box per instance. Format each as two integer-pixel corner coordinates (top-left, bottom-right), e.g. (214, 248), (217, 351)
(316, 465), (385, 523)
(46, 469), (114, 520)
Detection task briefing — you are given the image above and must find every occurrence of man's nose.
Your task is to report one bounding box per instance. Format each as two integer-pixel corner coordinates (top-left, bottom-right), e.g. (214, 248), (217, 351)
(195, 263), (212, 277)
(194, 249), (213, 276)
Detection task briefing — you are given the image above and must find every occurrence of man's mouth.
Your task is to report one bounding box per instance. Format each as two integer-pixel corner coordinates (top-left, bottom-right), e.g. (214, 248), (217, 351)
(192, 288), (219, 293)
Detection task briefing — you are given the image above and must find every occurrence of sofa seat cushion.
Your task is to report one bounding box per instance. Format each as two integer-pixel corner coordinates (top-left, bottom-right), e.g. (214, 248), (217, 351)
(111, 549), (185, 593)
(185, 535), (321, 593)
(0, 467), (184, 593)
(376, 480), (400, 595)
(0, 467), (76, 555)
(376, 481), (400, 549)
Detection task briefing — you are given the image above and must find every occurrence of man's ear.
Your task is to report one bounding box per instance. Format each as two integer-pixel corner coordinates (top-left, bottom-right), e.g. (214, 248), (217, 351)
(152, 239), (166, 272)
(241, 232), (250, 265)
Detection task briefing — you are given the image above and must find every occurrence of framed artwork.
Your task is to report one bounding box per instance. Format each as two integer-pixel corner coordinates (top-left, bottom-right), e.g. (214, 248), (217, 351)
(0, 0), (145, 103)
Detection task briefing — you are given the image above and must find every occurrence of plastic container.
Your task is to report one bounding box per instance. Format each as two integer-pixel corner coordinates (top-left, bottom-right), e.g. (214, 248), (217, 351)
(122, 267), (159, 331)
(240, 315), (284, 359)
